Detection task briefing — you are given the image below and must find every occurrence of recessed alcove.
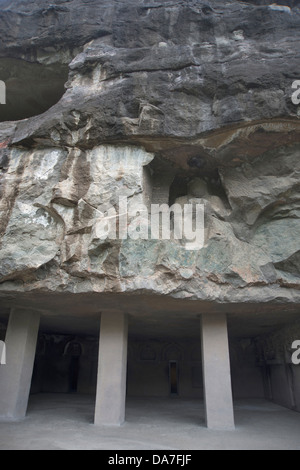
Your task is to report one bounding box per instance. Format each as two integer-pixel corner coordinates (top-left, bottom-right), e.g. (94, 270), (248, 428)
(0, 58), (68, 122)
(146, 155), (230, 210)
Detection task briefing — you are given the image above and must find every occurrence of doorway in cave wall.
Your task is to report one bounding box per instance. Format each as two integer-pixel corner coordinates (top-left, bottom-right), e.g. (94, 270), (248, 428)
(67, 343), (82, 393)
(169, 360), (179, 396)
(0, 58), (68, 122)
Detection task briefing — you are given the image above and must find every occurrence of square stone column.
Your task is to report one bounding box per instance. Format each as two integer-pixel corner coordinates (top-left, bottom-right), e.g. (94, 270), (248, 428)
(94, 312), (128, 426)
(201, 313), (235, 430)
(0, 309), (40, 420)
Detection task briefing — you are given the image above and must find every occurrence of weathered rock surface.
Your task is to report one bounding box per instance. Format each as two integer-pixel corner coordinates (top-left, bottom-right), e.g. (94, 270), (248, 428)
(0, 0), (300, 305)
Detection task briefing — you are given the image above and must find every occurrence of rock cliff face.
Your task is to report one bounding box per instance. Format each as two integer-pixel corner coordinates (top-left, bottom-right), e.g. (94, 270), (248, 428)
(0, 0), (300, 304)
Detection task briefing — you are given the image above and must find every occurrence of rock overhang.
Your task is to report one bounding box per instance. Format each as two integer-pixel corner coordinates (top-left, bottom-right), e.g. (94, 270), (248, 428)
(0, 0), (299, 314)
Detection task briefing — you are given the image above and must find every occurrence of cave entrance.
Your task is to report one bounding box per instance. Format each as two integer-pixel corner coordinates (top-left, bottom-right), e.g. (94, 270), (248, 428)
(0, 58), (68, 122)
(67, 342), (82, 394)
(146, 154), (230, 213)
(169, 360), (179, 396)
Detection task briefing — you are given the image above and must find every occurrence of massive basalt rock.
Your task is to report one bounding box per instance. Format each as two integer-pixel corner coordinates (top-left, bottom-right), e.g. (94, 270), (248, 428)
(0, 0), (300, 304)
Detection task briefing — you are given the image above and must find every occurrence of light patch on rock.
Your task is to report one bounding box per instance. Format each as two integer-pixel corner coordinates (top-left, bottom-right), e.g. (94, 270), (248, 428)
(233, 30), (244, 41)
(215, 36), (231, 47)
(17, 202), (35, 215)
(87, 145), (154, 173)
(50, 130), (61, 142)
(179, 268), (194, 279)
(34, 150), (60, 180)
(268, 4), (291, 13)
(52, 203), (75, 229)
(23, 209), (51, 227)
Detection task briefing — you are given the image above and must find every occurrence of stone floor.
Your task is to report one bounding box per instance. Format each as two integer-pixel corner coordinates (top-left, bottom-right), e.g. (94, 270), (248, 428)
(0, 394), (300, 450)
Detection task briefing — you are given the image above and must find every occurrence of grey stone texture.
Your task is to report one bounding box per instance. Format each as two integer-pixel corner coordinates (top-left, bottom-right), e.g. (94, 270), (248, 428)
(94, 312), (128, 425)
(0, 309), (40, 419)
(201, 313), (235, 430)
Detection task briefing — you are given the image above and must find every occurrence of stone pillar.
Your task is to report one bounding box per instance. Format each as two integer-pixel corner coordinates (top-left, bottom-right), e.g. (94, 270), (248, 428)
(201, 313), (235, 430)
(0, 309), (40, 420)
(94, 312), (128, 425)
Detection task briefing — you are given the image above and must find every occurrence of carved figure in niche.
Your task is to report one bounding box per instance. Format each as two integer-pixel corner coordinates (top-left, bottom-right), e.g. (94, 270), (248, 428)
(173, 176), (230, 246)
(175, 177), (229, 220)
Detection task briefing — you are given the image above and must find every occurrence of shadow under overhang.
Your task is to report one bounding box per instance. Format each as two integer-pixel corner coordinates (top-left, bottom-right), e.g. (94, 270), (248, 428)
(0, 291), (299, 340)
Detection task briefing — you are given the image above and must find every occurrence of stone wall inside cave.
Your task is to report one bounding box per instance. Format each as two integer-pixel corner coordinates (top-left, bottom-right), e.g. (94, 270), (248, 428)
(30, 332), (265, 399)
(255, 321), (300, 411)
(24, 318), (300, 410)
